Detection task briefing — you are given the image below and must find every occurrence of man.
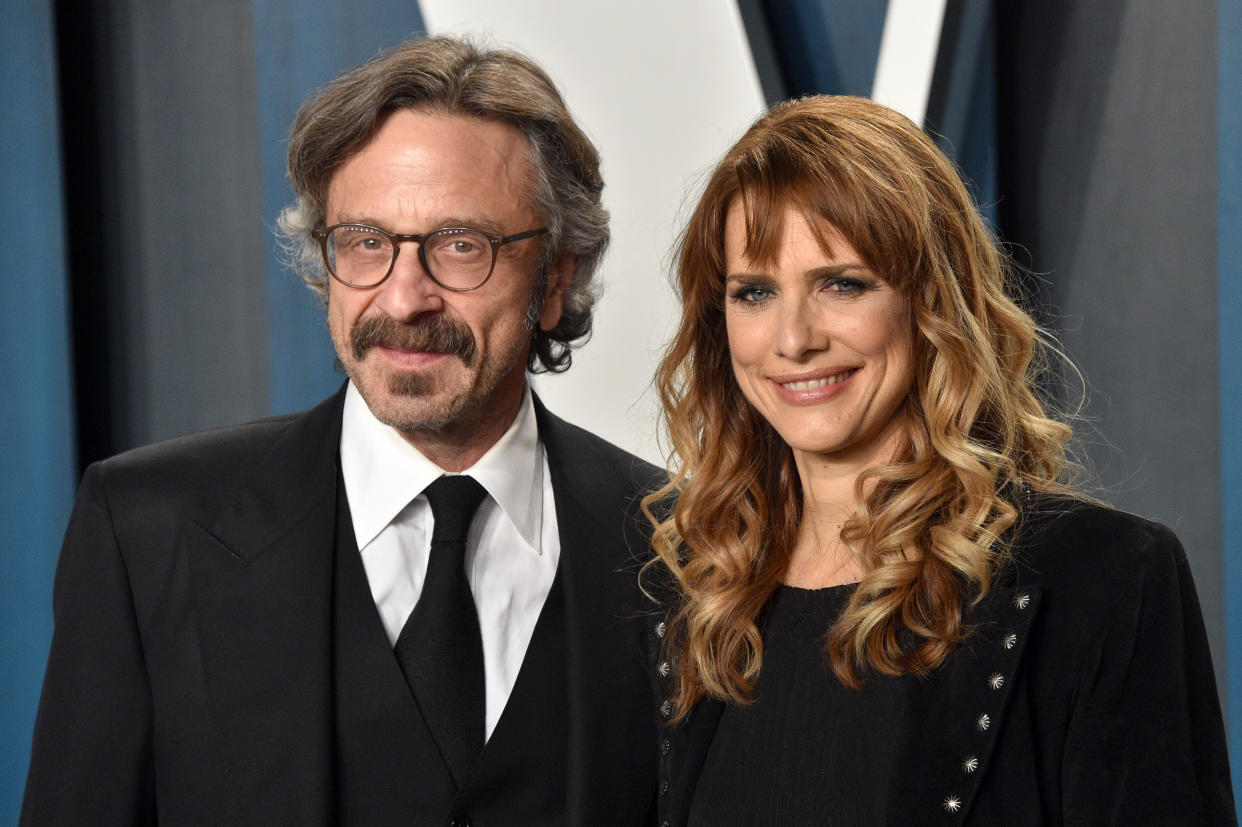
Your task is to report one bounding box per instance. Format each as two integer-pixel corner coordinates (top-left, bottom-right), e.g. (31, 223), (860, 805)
(23, 36), (661, 825)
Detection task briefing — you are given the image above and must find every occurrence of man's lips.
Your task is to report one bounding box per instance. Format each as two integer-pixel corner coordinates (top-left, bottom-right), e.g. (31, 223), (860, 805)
(374, 345), (452, 367)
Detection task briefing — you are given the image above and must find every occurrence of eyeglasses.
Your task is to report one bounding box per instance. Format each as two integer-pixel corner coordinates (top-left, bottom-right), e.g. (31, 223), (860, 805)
(311, 223), (548, 291)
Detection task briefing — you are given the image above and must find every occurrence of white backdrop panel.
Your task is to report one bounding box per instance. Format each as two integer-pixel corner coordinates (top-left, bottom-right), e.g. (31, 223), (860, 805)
(420, 0), (766, 464)
(872, 0), (947, 124)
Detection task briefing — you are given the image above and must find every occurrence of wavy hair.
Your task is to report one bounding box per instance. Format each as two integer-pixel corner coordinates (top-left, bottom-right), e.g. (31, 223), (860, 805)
(276, 35), (608, 372)
(646, 96), (1074, 716)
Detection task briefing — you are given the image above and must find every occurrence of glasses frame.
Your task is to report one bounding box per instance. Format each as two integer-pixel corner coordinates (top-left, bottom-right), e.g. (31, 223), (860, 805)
(311, 223), (549, 291)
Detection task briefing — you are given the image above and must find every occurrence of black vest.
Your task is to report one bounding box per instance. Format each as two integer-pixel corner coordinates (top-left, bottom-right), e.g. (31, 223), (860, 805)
(332, 479), (570, 826)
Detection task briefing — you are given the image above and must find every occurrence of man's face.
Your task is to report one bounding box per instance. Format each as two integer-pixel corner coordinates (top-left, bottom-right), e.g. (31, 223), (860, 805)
(325, 109), (568, 461)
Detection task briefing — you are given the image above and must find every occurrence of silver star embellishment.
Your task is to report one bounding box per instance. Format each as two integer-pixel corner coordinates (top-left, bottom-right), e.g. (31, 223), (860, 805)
(656, 621), (667, 638)
(1014, 593), (1031, 609)
(658, 661), (671, 677)
(1003, 633), (1017, 649)
(944, 796), (962, 813)
(962, 756), (979, 773)
(976, 713), (991, 731)
(987, 673), (1005, 690)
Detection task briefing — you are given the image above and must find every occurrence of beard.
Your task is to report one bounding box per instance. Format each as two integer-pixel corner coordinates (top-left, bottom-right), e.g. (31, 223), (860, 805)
(341, 281), (547, 435)
(344, 309), (531, 434)
(346, 313), (480, 430)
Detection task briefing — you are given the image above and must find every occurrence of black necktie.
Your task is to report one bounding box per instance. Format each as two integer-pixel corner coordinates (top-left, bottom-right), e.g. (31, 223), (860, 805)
(394, 474), (488, 788)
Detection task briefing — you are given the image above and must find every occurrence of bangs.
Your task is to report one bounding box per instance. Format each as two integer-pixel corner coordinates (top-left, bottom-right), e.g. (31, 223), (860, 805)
(733, 186), (851, 272)
(706, 104), (935, 296)
(731, 166), (923, 295)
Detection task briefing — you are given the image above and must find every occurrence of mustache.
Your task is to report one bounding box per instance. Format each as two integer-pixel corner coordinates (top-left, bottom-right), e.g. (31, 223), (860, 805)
(350, 314), (477, 366)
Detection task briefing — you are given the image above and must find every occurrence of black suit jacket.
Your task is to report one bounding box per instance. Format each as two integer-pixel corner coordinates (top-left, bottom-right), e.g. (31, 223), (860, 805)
(23, 387), (662, 825)
(650, 498), (1236, 825)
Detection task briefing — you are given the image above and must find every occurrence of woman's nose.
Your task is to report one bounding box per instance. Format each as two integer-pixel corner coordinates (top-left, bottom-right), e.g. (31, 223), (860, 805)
(775, 294), (828, 358)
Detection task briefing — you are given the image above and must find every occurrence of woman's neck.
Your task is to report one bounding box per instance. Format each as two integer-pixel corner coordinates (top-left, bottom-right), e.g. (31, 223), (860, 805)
(784, 423), (907, 588)
(784, 488), (864, 588)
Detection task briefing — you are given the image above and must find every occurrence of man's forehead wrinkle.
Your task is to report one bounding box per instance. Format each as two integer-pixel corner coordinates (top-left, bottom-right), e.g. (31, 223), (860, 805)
(327, 126), (536, 233)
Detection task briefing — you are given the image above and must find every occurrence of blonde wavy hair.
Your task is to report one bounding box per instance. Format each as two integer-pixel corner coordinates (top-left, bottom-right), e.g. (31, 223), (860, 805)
(646, 96), (1074, 717)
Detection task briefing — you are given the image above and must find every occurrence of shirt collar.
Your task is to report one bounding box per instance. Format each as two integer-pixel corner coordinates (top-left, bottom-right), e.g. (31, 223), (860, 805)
(339, 381), (545, 552)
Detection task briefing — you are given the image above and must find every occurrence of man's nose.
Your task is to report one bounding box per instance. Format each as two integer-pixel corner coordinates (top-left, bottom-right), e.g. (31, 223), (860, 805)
(375, 243), (445, 320)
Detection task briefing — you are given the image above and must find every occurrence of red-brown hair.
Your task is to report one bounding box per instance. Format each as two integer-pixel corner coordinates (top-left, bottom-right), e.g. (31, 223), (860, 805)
(645, 96), (1073, 716)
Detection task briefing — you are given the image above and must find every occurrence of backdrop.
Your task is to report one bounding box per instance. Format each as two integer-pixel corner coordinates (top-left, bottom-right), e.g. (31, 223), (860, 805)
(3, 0), (1239, 817)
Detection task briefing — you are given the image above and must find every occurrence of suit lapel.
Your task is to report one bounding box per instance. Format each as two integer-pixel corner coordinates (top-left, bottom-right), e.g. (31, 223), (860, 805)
(535, 399), (658, 825)
(886, 583), (1043, 824)
(185, 388), (345, 825)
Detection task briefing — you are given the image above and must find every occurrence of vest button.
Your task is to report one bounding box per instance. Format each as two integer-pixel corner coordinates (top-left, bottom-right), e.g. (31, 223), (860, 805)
(448, 817), (472, 827)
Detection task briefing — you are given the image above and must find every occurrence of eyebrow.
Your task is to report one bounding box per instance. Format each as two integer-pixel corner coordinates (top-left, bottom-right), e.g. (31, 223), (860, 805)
(332, 214), (510, 237)
(724, 263), (872, 283)
(332, 214), (387, 229)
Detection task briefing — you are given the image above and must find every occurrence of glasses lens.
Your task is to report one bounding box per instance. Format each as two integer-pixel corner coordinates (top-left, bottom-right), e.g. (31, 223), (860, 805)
(424, 228), (495, 289)
(326, 225), (393, 286)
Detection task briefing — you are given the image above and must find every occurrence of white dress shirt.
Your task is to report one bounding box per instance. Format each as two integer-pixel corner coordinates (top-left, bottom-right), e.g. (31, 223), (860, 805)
(338, 382), (560, 739)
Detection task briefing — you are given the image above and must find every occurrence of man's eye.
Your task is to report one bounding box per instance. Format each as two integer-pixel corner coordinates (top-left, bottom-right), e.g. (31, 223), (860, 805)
(430, 231), (490, 260)
(335, 229), (389, 254)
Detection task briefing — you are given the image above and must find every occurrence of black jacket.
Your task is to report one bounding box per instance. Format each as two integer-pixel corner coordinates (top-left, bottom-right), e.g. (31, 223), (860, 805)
(650, 498), (1236, 825)
(23, 386), (663, 825)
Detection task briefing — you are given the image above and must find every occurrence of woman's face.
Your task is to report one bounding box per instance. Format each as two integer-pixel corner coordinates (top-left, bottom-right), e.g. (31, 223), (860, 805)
(724, 201), (916, 470)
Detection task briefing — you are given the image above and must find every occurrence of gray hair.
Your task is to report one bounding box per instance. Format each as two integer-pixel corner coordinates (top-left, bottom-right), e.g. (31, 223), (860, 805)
(275, 35), (608, 372)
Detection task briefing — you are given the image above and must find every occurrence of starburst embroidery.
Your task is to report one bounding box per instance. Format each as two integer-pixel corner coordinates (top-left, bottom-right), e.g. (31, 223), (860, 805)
(655, 621), (667, 638)
(660, 700), (673, 718)
(988, 673), (1005, 690)
(944, 796), (962, 813)
(976, 713), (991, 731)
(1014, 593), (1031, 609)
(658, 661), (671, 677)
(1003, 633), (1017, 649)
(962, 756), (979, 773)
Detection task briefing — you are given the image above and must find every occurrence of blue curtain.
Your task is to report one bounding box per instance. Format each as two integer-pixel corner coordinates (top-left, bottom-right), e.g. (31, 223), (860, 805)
(760, 0), (887, 98)
(0, 2), (76, 821)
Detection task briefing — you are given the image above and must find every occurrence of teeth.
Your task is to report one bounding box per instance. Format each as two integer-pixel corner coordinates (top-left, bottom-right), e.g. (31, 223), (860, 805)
(781, 371), (852, 391)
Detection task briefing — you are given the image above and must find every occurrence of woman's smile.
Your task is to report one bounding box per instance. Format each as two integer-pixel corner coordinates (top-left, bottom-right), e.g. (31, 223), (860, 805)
(770, 367), (859, 403)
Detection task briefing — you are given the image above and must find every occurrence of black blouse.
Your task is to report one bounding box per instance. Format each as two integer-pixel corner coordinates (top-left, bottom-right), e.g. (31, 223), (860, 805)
(687, 584), (911, 826)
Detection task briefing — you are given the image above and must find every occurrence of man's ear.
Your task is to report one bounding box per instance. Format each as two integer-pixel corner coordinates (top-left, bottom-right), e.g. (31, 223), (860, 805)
(538, 254), (578, 332)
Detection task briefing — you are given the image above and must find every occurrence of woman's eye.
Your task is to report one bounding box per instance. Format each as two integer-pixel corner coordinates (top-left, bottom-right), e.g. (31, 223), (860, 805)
(824, 277), (866, 295)
(730, 285), (773, 304)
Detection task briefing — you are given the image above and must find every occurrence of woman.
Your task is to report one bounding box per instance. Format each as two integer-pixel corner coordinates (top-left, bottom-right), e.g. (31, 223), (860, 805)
(645, 96), (1234, 825)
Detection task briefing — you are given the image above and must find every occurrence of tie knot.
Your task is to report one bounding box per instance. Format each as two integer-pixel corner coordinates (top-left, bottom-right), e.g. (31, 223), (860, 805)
(424, 475), (487, 545)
